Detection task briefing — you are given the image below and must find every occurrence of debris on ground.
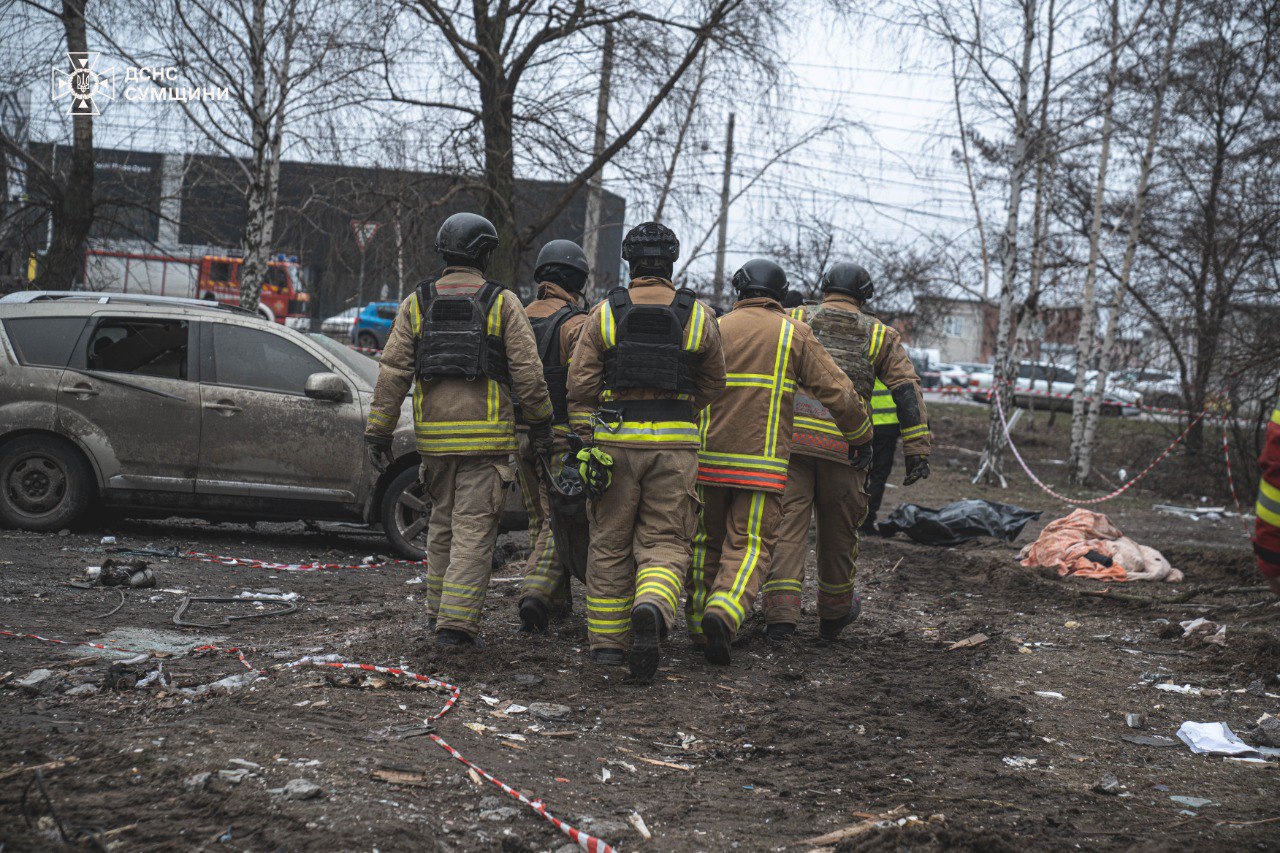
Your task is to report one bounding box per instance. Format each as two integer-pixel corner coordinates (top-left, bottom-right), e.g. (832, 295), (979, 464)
(1018, 509), (1183, 581)
(1170, 795), (1215, 808)
(947, 633), (989, 650)
(1251, 714), (1280, 748)
(1122, 734), (1178, 748)
(1125, 713), (1146, 729)
(98, 558), (156, 588)
(627, 811), (652, 840)
(283, 778), (323, 800)
(1091, 774), (1122, 795)
(1179, 617), (1227, 646)
(1176, 722), (1261, 757)
(529, 702), (572, 720)
(1034, 691), (1065, 700)
(879, 500), (1041, 546)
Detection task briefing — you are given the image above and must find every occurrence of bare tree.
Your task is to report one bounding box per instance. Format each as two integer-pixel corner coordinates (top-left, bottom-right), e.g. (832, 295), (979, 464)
(388, 0), (784, 286)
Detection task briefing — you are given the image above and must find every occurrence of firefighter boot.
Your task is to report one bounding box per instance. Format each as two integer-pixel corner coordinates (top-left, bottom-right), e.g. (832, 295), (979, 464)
(819, 594), (862, 641)
(436, 628), (474, 648)
(593, 648), (625, 667)
(629, 603), (663, 683)
(701, 612), (732, 665)
(518, 597), (550, 633)
(765, 622), (796, 643)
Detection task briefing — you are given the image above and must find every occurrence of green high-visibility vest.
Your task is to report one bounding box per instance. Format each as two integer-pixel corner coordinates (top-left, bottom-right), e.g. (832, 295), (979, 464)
(871, 378), (898, 427)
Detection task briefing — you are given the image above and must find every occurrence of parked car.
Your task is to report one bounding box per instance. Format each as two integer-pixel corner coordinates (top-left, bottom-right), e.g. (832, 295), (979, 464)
(933, 362), (970, 387)
(1111, 368), (1184, 411)
(351, 301), (399, 350)
(0, 292), (524, 557)
(955, 362), (992, 376)
(320, 305), (360, 339)
(966, 360), (1142, 415)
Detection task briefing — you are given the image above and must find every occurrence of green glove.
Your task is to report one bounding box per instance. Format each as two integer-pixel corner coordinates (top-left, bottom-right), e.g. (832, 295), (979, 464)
(575, 446), (613, 497)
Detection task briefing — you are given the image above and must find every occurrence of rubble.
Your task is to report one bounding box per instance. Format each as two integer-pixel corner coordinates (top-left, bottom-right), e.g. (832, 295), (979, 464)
(283, 778), (323, 800)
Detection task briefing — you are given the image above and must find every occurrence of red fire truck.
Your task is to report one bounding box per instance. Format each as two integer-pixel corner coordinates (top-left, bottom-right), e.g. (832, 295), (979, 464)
(82, 249), (311, 328)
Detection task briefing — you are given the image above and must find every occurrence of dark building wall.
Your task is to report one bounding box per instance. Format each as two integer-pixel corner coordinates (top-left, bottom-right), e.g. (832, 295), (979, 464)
(32, 144), (627, 314)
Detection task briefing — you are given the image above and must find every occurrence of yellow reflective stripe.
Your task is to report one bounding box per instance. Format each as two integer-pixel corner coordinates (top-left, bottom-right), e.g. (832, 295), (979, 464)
(846, 418), (872, 443)
(416, 437), (517, 452)
(901, 424), (929, 438)
(416, 419), (514, 433)
(439, 603), (482, 616)
(687, 485), (711, 635)
(1271, 406), (1280, 426)
(368, 409), (395, 427)
(594, 421), (700, 443)
(486, 379), (498, 421)
(818, 579), (855, 594)
(487, 292), (504, 335)
(569, 411), (593, 426)
(868, 322), (887, 362)
(684, 301), (707, 351)
(764, 322), (795, 456)
(709, 490), (766, 629)
(586, 596), (634, 612)
(637, 565), (682, 587)
(636, 566), (681, 611)
(788, 306), (806, 321)
(600, 300), (616, 347)
(587, 618), (631, 633)
(442, 580), (485, 594)
(761, 579), (802, 592)
(698, 451), (789, 473)
(794, 415), (842, 437)
(1258, 486), (1280, 527)
(726, 372), (796, 392)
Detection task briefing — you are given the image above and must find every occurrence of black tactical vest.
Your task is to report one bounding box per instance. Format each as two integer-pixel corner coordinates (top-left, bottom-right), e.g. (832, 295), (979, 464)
(601, 286), (700, 394)
(414, 279), (510, 384)
(529, 302), (586, 423)
(807, 305), (877, 401)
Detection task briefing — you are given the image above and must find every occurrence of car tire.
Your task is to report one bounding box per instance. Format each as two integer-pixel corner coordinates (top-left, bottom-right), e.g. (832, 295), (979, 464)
(1101, 403), (1121, 417)
(0, 436), (95, 531)
(380, 465), (431, 560)
(357, 331), (380, 349)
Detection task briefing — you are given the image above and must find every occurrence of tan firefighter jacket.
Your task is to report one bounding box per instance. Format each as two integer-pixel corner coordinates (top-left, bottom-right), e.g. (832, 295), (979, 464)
(520, 281), (592, 437)
(698, 297), (872, 492)
(567, 276), (725, 450)
(365, 266), (552, 456)
(788, 294), (931, 464)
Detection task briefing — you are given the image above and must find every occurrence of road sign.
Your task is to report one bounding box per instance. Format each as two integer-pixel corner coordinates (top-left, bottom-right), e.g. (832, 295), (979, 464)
(351, 220), (382, 252)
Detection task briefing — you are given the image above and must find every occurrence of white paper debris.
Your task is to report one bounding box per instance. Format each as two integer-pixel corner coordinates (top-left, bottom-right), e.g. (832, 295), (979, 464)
(1002, 756), (1037, 768)
(1034, 691), (1065, 700)
(1176, 721), (1260, 757)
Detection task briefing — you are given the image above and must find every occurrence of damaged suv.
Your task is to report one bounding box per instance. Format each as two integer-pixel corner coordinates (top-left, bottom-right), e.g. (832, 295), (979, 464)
(0, 292), (473, 558)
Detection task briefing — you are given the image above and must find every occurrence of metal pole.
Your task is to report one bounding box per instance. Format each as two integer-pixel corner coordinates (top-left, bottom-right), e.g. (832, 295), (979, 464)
(712, 112), (735, 307)
(582, 25), (614, 299)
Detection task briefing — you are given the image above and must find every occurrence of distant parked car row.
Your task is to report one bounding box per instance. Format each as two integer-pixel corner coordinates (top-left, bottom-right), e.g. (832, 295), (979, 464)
(320, 302), (398, 350)
(966, 361), (1143, 416)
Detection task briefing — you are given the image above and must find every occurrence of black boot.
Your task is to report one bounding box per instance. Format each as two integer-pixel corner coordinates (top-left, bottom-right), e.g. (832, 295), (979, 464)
(765, 622), (796, 643)
(518, 597), (549, 633)
(436, 628), (473, 648)
(629, 603), (663, 683)
(819, 595), (862, 641)
(701, 613), (732, 665)
(593, 648), (625, 667)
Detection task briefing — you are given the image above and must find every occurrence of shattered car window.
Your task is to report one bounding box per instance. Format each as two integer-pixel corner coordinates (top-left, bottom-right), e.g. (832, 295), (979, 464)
(88, 319), (189, 380)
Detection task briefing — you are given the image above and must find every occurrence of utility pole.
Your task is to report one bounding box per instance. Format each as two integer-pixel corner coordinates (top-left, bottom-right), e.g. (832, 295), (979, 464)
(582, 25), (614, 299)
(394, 203), (405, 302)
(712, 112), (735, 307)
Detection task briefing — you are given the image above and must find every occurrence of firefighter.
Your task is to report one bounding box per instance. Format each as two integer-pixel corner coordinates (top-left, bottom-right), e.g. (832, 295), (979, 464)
(1255, 397), (1280, 597)
(859, 378), (904, 535)
(516, 239), (593, 633)
(689, 259), (873, 665)
(762, 262), (931, 641)
(566, 221), (726, 682)
(364, 213), (555, 648)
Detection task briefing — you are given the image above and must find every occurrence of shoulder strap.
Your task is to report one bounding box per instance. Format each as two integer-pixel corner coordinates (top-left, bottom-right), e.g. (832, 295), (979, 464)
(476, 280), (505, 310)
(670, 288), (697, 326)
(537, 304), (578, 363)
(607, 286), (631, 312)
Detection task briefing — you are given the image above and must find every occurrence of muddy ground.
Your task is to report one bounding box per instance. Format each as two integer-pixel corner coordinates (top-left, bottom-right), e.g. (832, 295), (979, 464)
(2, 401), (1278, 851)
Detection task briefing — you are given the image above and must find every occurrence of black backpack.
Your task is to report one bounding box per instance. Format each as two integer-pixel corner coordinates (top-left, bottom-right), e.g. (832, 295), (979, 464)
(414, 279), (510, 384)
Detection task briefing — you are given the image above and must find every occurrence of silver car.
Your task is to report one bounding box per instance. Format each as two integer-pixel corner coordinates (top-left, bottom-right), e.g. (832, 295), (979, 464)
(0, 292), (521, 557)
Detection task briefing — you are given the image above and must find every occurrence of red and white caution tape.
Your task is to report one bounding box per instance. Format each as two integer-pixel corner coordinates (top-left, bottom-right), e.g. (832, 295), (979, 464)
(181, 552), (428, 572)
(1, 631), (617, 852)
(1221, 424), (1254, 537)
(993, 385), (1206, 506)
(943, 382), (1234, 420)
(348, 345), (383, 355)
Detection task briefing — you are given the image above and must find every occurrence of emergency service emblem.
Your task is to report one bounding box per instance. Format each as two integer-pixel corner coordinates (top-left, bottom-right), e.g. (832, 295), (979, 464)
(51, 52), (116, 116)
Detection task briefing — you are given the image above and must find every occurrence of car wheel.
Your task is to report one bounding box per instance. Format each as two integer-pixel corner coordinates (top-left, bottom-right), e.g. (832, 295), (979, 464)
(356, 331), (380, 349)
(0, 436), (94, 531)
(1101, 403), (1121, 417)
(380, 465), (431, 560)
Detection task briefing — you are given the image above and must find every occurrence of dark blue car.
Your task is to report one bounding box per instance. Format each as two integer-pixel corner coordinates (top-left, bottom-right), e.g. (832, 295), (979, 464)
(351, 301), (398, 350)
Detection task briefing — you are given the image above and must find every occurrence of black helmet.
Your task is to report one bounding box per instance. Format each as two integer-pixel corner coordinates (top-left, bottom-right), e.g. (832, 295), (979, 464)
(436, 213), (499, 265)
(820, 262), (874, 302)
(535, 239), (589, 278)
(621, 221), (679, 264)
(731, 258), (788, 302)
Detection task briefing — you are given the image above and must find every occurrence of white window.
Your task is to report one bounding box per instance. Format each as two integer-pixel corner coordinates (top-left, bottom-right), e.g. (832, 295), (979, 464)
(943, 315), (966, 338)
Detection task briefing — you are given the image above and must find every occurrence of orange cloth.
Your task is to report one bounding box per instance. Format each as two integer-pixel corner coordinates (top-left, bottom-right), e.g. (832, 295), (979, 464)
(1018, 509), (1128, 581)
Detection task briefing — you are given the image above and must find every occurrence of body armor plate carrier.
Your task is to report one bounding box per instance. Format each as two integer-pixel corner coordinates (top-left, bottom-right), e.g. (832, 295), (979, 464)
(602, 287), (700, 395)
(530, 303), (586, 424)
(414, 279), (510, 384)
(807, 305), (877, 401)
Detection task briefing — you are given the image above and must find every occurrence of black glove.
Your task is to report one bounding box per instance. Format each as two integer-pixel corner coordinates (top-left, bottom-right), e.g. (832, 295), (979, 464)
(529, 419), (556, 456)
(903, 455), (930, 485)
(848, 441), (873, 471)
(365, 436), (393, 473)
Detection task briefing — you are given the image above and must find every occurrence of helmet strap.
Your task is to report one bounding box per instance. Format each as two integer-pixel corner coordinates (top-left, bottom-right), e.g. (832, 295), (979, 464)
(630, 258), (673, 280)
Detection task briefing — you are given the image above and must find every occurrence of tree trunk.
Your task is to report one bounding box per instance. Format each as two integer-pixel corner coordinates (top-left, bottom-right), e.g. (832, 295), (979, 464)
(581, 25), (614, 300)
(976, 0), (1038, 487)
(38, 0), (95, 290)
(1079, 0), (1184, 481)
(1067, 0), (1121, 484)
(238, 0), (278, 312)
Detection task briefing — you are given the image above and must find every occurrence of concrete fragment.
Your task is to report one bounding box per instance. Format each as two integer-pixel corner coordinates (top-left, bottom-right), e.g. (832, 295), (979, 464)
(529, 702), (572, 720)
(63, 683), (98, 697)
(218, 769), (249, 784)
(17, 669), (56, 688)
(1092, 774), (1122, 795)
(284, 778), (322, 800)
(185, 772), (211, 790)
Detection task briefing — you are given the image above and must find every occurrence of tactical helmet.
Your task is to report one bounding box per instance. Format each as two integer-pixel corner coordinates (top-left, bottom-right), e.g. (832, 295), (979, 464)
(436, 213), (499, 264)
(731, 258), (789, 302)
(820, 262), (874, 302)
(535, 239), (590, 292)
(621, 222), (680, 264)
